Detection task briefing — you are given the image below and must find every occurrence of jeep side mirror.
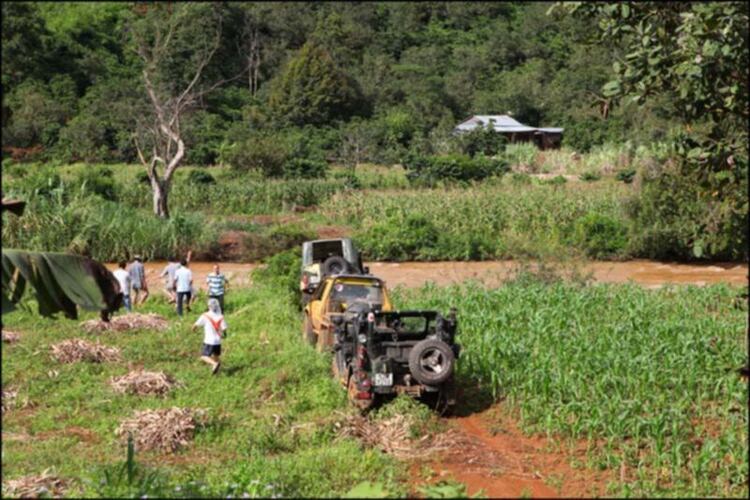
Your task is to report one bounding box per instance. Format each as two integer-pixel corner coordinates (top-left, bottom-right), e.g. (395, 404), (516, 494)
(363, 266), (370, 274)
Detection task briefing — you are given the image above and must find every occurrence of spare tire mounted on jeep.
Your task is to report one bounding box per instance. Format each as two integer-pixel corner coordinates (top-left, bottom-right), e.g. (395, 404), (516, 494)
(322, 255), (349, 276)
(408, 339), (455, 385)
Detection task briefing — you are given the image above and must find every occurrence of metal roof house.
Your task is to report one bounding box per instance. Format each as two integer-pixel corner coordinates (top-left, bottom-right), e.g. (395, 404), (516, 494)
(454, 115), (563, 150)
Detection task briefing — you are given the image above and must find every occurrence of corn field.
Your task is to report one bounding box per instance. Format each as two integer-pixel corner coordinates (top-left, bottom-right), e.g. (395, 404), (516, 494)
(394, 279), (748, 496)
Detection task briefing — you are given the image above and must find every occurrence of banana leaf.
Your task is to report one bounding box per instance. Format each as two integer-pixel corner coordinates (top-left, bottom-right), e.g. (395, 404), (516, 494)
(2, 249), (122, 319)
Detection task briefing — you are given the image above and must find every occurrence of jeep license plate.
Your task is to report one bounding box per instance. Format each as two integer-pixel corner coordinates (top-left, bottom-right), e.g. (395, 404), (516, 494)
(373, 373), (393, 386)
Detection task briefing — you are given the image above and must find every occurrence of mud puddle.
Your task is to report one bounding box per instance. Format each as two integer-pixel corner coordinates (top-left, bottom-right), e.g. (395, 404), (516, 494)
(107, 260), (748, 290)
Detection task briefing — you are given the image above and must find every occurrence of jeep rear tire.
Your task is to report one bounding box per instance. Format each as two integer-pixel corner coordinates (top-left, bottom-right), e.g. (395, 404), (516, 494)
(408, 339), (455, 385)
(322, 256), (349, 276)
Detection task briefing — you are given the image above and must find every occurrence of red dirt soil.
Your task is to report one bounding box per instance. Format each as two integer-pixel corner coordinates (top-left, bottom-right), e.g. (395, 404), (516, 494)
(422, 406), (613, 498)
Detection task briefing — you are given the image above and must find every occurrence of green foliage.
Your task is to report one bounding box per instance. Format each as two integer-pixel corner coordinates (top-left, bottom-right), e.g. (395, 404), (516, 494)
(567, 2), (749, 262)
(268, 41), (365, 127)
(543, 175), (568, 186)
(572, 212), (627, 259)
(356, 214), (439, 261)
(343, 481), (391, 498)
(75, 166), (117, 200)
(455, 125), (508, 158)
(627, 147), (748, 261)
(226, 133), (289, 177)
(418, 480), (479, 499)
(283, 158), (328, 180)
(330, 182), (628, 261)
(504, 143), (538, 171)
(579, 170), (601, 182)
(251, 248), (302, 298)
(615, 168), (636, 184)
(85, 435), (172, 498)
(403, 153), (508, 186)
(186, 169), (216, 185)
(331, 170), (362, 190)
(398, 281), (748, 497)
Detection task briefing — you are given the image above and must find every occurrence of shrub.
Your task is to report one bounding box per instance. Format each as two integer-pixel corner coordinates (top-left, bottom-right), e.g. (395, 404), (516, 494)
(504, 143), (539, 172)
(454, 124), (507, 158)
(283, 158), (328, 179)
(75, 166), (118, 201)
(509, 172), (532, 184)
(251, 248), (302, 298)
(331, 171), (362, 189)
(616, 168), (636, 183)
(573, 213), (627, 258)
(186, 169), (216, 185)
(227, 134), (289, 177)
(543, 175), (568, 186)
(136, 171), (151, 185)
(403, 153), (508, 186)
(356, 214), (439, 260)
(579, 170), (602, 182)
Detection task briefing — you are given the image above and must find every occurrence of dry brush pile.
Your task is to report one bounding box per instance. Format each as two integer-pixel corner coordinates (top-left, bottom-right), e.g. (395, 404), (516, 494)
(109, 370), (181, 397)
(2, 387), (18, 414)
(115, 407), (208, 453)
(336, 413), (456, 460)
(2, 470), (67, 498)
(2, 330), (21, 343)
(81, 313), (169, 334)
(51, 339), (121, 364)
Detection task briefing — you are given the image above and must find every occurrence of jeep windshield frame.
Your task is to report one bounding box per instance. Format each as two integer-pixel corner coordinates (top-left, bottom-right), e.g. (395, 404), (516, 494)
(373, 311), (438, 336)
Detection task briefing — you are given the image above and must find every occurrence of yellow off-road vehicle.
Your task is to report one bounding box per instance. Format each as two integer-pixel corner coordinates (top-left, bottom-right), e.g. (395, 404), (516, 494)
(302, 274), (392, 352)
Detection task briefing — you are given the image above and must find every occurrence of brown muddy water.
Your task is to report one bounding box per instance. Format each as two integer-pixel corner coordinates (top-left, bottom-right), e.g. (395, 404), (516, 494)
(106, 260), (748, 290)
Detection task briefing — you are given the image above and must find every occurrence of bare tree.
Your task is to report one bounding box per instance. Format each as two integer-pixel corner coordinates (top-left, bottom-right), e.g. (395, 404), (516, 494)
(340, 119), (374, 173)
(129, 4), (243, 218)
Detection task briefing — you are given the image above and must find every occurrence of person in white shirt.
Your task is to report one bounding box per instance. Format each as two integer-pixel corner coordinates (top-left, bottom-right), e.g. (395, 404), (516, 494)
(112, 260), (132, 312)
(174, 259), (193, 317)
(191, 298), (227, 374)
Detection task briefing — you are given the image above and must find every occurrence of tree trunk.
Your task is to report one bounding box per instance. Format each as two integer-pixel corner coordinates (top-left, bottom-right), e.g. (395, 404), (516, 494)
(152, 179), (170, 218)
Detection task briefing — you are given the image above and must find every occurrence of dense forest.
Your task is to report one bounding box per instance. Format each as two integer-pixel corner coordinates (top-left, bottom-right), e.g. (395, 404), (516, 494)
(2, 1), (678, 164)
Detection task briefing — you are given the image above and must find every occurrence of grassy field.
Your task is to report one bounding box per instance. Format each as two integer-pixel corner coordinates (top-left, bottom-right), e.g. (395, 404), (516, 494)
(393, 275), (749, 497)
(1, 274), (414, 497)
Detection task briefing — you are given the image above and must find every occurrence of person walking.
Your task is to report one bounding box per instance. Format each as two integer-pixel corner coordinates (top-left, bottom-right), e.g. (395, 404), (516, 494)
(206, 264), (229, 313)
(127, 255), (149, 306)
(192, 298), (227, 374)
(174, 258), (193, 317)
(112, 261), (132, 312)
(160, 257), (179, 303)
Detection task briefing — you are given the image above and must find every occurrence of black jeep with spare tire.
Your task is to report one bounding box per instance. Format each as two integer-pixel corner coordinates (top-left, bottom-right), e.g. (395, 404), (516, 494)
(331, 304), (460, 412)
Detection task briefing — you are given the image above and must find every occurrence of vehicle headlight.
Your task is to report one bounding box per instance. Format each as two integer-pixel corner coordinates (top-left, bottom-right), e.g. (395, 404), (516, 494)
(358, 334), (367, 344)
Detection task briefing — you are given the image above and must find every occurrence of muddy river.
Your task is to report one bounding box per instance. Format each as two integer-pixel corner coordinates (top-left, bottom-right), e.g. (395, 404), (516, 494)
(106, 260), (747, 290)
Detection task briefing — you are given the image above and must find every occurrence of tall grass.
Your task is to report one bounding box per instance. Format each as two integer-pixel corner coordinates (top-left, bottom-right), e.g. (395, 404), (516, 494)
(1, 188), (210, 261)
(325, 182), (630, 260)
(395, 278), (748, 497)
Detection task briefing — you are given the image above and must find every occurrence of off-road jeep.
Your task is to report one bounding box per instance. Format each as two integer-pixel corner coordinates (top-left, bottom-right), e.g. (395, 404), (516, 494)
(300, 239), (367, 305)
(330, 305), (460, 412)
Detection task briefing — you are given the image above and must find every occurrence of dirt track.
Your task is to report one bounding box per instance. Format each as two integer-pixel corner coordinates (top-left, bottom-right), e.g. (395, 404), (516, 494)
(108, 260), (748, 290)
(425, 407), (613, 498)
